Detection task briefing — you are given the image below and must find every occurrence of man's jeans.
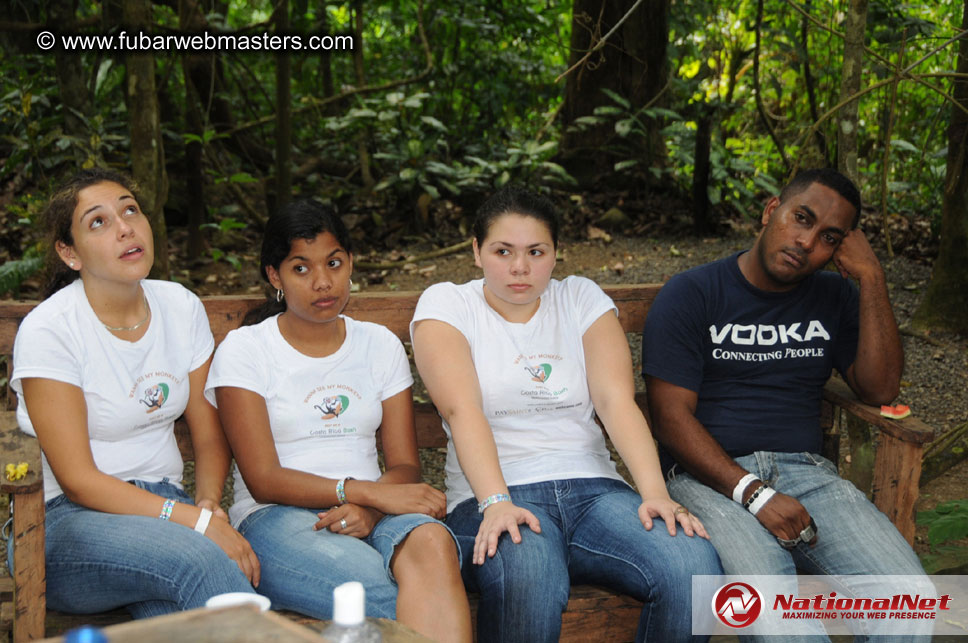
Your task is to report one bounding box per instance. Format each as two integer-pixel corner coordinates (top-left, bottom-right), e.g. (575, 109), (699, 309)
(668, 451), (932, 642)
(39, 479), (255, 618)
(447, 476), (723, 643)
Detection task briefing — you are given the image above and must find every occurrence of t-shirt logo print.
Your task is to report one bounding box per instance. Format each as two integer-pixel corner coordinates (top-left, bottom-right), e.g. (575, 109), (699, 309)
(524, 363), (552, 382)
(712, 581), (763, 628)
(140, 383), (169, 414)
(315, 395), (350, 419)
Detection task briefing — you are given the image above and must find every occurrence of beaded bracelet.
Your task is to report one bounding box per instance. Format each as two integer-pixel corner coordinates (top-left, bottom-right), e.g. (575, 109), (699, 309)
(158, 498), (175, 521)
(748, 487), (777, 516)
(732, 473), (760, 504)
(336, 477), (354, 505)
(742, 483), (768, 510)
(478, 493), (512, 514)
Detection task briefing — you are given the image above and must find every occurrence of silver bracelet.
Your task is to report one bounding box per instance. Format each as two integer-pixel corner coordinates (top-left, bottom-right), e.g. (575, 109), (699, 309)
(478, 493), (511, 513)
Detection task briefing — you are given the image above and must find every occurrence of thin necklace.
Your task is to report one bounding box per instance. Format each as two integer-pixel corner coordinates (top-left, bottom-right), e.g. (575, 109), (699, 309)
(101, 294), (150, 332)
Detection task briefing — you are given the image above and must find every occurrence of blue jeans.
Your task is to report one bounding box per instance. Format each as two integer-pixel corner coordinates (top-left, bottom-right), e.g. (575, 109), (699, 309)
(667, 452), (932, 642)
(237, 504), (460, 620)
(447, 477), (723, 643)
(38, 479), (255, 619)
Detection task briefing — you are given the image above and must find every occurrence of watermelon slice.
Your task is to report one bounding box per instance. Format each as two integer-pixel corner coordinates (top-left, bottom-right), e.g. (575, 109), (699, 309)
(880, 404), (911, 420)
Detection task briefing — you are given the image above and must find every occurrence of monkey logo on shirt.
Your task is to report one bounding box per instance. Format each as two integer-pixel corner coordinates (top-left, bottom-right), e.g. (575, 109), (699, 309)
(524, 363), (552, 383)
(140, 382), (169, 413)
(315, 395), (350, 419)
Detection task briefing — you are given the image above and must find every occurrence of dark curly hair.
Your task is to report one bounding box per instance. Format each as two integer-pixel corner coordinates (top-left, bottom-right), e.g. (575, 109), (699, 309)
(42, 168), (143, 299)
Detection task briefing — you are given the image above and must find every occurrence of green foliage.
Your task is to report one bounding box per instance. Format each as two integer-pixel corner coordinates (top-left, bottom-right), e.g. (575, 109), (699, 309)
(200, 217), (247, 234)
(917, 499), (968, 573)
(917, 499), (968, 546)
(208, 248), (243, 271)
(0, 0), (963, 264)
(667, 0), (958, 218)
(0, 249), (43, 297)
(325, 90), (573, 201)
(570, 89), (779, 213)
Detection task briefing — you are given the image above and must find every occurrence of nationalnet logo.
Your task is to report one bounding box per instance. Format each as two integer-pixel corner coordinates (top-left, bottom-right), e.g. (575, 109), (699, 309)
(713, 581), (949, 626)
(713, 581), (763, 628)
(694, 575), (966, 636)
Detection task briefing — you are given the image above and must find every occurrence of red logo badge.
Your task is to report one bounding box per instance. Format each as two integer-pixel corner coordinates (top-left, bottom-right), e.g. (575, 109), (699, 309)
(713, 581), (763, 628)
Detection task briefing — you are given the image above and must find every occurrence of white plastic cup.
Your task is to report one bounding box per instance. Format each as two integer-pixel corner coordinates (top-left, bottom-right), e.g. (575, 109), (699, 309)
(205, 592), (272, 612)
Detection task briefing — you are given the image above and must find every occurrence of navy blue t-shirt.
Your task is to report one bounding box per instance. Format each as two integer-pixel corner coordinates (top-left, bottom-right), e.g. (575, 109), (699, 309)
(642, 251), (859, 467)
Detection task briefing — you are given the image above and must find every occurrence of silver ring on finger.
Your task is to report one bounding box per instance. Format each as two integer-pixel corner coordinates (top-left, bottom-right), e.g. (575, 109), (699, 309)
(340, 518), (348, 530)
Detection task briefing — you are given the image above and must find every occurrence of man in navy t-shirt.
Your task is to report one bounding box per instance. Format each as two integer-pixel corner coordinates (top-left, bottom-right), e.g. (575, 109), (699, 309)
(643, 169), (929, 638)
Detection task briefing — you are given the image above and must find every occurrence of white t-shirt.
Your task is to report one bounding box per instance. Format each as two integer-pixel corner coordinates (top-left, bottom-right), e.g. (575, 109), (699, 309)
(411, 276), (623, 512)
(12, 279), (214, 502)
(205, 315), (414, 527)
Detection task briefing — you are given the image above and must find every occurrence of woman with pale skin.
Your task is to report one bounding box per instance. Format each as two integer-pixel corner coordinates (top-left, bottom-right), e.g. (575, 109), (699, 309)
(207, 200), (471, 643)
(411, 186), (723, 642)
(10, 168), (259, 618)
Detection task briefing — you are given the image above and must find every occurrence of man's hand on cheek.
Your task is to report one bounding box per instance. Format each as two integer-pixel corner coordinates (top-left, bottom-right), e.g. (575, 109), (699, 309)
(833, 229), (882, 283)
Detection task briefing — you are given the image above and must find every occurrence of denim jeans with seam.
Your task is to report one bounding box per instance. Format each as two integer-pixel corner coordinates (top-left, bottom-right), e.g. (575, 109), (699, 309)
(446, 476), (723, 643)
(667, 451), (932, 642)
(36, 479), (255, 619)
(237, 503), (460, 620)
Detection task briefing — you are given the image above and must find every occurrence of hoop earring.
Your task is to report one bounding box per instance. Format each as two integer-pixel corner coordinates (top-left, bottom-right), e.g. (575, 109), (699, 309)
(276, 289), (284, 302)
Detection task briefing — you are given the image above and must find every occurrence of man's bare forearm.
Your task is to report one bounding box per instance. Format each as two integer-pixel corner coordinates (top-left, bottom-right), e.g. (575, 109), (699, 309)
(646, 381), (750, 497)
(850, 269), (903, 404)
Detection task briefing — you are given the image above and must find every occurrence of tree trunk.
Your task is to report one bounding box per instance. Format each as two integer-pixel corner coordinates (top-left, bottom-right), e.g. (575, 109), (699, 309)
(911, 0), (968, 334)
(352, 0), (374, 190)
(178, 0), (209, 261)
(275, 0), (292, 205)
(559, 0), (669, 187)
(692, 111), (712, 236)
(836, 0), (869, 184)
(124, 0), (169, 279)
(50, 0), (94, 165)
(178, 0), (273, 174)
(182, 67), (207, 261)
(800, 0), (828, 164)
(318, 13), (335, 104)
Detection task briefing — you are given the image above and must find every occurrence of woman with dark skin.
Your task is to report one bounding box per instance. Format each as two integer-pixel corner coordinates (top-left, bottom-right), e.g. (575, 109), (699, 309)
(208, 200), (471, 642)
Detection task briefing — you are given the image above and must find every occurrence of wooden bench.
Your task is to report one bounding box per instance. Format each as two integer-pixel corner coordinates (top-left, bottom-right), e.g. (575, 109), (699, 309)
(0, 285), (936, 642)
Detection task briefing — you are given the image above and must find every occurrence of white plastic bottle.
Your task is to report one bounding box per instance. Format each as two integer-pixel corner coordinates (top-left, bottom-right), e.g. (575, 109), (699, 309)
(321, 581), (382, 642)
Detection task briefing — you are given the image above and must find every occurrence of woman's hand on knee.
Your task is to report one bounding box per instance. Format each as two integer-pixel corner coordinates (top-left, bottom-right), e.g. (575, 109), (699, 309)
(474, 502), (541, 565)
(206, 518), (262, 587)
(638, 498), (709, 539)
(368, 483), (447, 519)
(315, 504), (382, 538)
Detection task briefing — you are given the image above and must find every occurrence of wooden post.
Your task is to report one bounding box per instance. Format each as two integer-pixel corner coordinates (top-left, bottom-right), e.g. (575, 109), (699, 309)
(872, 434), (923, 545)
(12, 489), (45, 642)
(844, 414), (875, 497)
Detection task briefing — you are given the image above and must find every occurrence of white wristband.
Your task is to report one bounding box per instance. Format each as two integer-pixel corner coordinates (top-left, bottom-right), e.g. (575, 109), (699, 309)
(732, 473), (760, 504)
(194, 508), (213, 535)
(748, 486), (777, 516)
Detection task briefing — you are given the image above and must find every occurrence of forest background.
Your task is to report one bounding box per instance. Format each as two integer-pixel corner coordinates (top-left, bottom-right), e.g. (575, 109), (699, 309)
(1, 0), (967, 573)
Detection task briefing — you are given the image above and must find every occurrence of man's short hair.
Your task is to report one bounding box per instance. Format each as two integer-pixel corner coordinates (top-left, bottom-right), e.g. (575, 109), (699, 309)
(779, 168), (861, 229)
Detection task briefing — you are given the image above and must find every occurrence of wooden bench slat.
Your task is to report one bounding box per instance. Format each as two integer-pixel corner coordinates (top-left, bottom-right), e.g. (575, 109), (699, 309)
(822, 377), (935, 444)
